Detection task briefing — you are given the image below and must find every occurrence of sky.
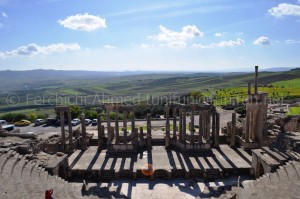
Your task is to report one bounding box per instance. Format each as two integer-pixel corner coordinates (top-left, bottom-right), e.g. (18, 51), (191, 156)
(0, 0), (300, 72)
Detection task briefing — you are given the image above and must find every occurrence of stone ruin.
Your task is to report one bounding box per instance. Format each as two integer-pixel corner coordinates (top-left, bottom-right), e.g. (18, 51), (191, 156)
(0, 66), (299, 199)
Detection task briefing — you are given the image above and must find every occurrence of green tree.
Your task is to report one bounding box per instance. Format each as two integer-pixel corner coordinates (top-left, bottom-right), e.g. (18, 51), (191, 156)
(70, 105), (81, 118)
(235, 106), (246, 117)
(28, 112), (37, 122)
(84, 110), (98, 119)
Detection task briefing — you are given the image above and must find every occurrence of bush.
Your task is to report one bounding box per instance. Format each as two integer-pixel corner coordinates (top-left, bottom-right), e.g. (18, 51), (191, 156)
(0, 113), (28, 123)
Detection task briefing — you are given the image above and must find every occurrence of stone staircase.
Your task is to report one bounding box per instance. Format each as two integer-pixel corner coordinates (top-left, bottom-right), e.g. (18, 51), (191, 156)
(211, 160), (300, 199)
(0, 150), (101, 199)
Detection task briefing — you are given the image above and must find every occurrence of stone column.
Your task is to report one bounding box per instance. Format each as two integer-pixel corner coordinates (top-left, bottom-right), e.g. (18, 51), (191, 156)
(165, 105), (170, 147)
(199, 110), (203, 144)
(123, 111), (127, 144)
(131, 113), (136, 143)
(203, 111), (207, 139)
(179, 109), (183, 142)
(190, 108), (195, 144)
(131, 111), (135, 135)
(107, 126), (113, 145)
(254, 66), (258, 94)
(67, 111), (73, 149)
(250, 111), (254, 140)
(97, 113), (102, 150)
(230, 112), (236, 147)
(182, 109), (186, 144)
(106, 110), (111, 130)
(81, 113), (86, 149)
(147, 113), (152, 148)
(248, 83), (251, 95)
(115, 112), (120, 144)
(101, 124), (105, 144)
(252, 110), (257, 141)
(133, 128), (138, 144)
(212, 111), (216, 145)
(215, 112), (220, 147)
(206, 111), (211, 142)
(60, 111), (66, 147)
(245, 109), (250, 142)
(173, 108), (177, 140)
(139, 127), (144, 141)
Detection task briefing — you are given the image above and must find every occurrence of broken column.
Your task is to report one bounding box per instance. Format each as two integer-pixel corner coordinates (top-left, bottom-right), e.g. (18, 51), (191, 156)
(230, 112), (236, 147)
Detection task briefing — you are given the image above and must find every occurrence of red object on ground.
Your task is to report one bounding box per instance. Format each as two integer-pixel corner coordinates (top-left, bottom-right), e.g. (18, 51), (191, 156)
(45, 189), (53, 199)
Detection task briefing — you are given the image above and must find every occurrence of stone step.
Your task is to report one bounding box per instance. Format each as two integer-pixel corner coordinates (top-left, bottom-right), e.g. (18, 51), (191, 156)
(262, 147), (288, 164)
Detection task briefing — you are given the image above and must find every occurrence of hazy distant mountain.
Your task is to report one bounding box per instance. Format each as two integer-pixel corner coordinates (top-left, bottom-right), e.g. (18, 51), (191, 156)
(261, 67), (293, 72)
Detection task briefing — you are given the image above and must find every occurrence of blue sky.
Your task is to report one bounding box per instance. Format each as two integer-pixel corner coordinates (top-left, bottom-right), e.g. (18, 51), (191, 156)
(0, 0), (300, 71)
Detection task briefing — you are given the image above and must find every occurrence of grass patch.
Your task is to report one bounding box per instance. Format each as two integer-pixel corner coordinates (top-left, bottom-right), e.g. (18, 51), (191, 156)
(288, 106), (300, 115)
(272, 78), (300, 88)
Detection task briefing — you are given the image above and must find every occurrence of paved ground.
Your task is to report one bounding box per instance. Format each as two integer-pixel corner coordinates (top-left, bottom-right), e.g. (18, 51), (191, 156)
(84, 176), (251, 199)
(69, 145), (252, 174)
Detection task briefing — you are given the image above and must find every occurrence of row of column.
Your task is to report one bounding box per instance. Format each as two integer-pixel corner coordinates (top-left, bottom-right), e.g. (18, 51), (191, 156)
(165, 106), (220, 146)
(97, 111), (152, 149)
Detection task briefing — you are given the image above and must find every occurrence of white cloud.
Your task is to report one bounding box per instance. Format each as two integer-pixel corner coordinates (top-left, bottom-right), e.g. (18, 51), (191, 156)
(268, 3), (300, 17)
(103, 45), (116, 49)
(285, 39), (300, 44)
(148, 25), (203, 49)
(253, 36), (271, 45)
(214, 32), (224, 37)
(149, 25), (203, 42)
(0, 43), (80, 58)
(1, 12), (7, 18)
(58, 13), (106, 31)
(216, 38), (245, 47)
(193, 38), (245, 49)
